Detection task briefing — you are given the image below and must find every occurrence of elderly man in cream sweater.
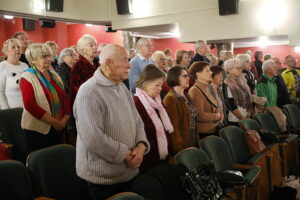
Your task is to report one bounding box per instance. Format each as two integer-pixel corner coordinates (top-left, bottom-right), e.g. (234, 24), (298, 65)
(73, 44), (150, 200)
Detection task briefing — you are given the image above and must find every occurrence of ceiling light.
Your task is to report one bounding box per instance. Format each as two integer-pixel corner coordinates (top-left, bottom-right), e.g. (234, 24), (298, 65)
(4, 15), (14, 19)
(33, 0), (45, 10)
(258, 36), (269, 48)
(295, 47), (300, 53)
(86, 24), (93, 27)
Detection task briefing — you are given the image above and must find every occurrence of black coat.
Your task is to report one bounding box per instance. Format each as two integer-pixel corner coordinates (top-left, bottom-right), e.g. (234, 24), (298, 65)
(275, 75), (291, 108)
(254, 59), (263, 78)
(56, 62), (71, 94)
(188, 53), (210, 67)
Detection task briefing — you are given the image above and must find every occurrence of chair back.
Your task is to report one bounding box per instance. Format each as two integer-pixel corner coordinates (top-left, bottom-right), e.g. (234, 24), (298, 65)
(0, 160), (34, 200)
(175, 147), (211, 171)
(199, 136), (234, 172)
(254, 113), (281, 134)
(26, 144), (89, 200)
(219, 126), (251, 163)
(0, 108), (27, 162)
(239, 119), (261, 132)
(283, 104), (300, 129)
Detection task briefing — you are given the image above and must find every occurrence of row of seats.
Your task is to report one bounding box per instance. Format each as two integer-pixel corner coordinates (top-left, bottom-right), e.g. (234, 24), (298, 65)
(0, 144), (145, 200)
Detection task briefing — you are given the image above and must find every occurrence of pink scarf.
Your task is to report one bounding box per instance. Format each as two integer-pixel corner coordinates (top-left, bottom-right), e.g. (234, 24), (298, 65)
(135, 88), (174, 160)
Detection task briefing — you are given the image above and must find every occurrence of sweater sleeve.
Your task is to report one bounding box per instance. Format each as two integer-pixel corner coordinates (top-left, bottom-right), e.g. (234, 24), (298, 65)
(74, 91), (130, 164)
(19, 78), (46, 119)
(0, 68), (9, 109)
(163, 95), (184, 153)
(256, 83), (268, 106)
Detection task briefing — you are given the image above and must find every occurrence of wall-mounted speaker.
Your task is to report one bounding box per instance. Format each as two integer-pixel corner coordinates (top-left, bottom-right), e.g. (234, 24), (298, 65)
(105, 26), (117, 33)
(23, 18), (35, 31)
(116, 0), (132, 15)
(40, 19), (56, 28)
(218, 0), (238, 16)
(45, 0), (64, 12)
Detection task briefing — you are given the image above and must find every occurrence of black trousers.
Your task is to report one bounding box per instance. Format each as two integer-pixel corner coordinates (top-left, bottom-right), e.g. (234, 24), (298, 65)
(25, 127), (62, 155)
(87, 179), (134, 200)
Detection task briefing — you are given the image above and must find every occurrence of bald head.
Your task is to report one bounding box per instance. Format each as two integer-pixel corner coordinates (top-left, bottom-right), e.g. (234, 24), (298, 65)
(100, 44), (130, 83)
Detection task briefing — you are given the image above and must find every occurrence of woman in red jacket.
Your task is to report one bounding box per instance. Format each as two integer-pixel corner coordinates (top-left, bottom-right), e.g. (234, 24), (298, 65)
(133, 64), (174, 172)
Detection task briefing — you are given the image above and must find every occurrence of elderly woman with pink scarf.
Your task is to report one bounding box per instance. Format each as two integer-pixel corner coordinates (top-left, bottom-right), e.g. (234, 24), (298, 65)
(133, 64), (174, 172)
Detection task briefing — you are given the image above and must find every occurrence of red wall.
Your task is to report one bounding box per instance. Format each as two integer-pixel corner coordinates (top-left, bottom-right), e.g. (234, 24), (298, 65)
(234, 45), (300, 67)
(66, 24), (123, 46)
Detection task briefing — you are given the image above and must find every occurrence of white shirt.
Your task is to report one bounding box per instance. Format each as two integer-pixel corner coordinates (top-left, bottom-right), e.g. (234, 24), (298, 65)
(227, 87), (248, 122)
(0, 61), (28, 109)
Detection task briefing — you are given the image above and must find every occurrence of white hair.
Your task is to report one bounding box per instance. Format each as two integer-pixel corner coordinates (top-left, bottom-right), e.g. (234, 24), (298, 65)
(136, 38), (151, 50)
(58, 48), (76, 65)
(98, 43), (107, 51)
(235, 54), (251, 68)
(151, 50), (165, 64)
(262, 60), (275, 73)
(223, 59), (240, 73)
(99, 44), (125, 66)
(77, 34), (97, 55)
(194, 40), (206, 51)
(219, 50), (227, 60)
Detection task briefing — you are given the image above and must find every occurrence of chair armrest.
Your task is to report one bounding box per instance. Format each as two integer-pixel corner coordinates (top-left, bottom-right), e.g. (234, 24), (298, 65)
(233, 163), (254, 170)
(35, 197), (55, 200)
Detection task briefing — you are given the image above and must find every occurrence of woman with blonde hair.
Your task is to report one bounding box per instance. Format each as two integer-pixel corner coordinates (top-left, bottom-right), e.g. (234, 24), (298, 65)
(20, 43), (70, 153)
(0, 38), (28, 109)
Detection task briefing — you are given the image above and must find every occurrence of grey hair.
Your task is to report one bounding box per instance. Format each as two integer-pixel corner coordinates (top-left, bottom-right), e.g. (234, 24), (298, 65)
(100, 44), (125, 66)
(194, 40), (206, 51)
(58, 48), (76, 65)
(223, 59), (241, 73)
(219, 50), (227, 60)
(136, 38), (151, 50)
(77, 34), (97, 55)
(151, 50), (165, 64)
(97, 43), (107, 52)
(235, 54), (251, 69)
(262, 60), (275, 73)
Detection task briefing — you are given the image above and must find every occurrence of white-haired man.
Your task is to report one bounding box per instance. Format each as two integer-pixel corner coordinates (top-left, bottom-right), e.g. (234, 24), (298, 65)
(129, 38), (154, 94)
(256, 60), (287, 131)
(74, 44), (149, 200)
(188, 40), (210, 67)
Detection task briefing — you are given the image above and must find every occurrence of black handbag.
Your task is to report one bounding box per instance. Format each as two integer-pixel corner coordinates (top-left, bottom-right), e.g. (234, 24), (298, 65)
(181, 163), (223, 200)
(258, 129), (283, 145)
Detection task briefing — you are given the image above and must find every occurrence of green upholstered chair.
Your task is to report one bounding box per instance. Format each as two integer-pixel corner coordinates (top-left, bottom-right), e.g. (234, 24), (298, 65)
(254, 113), (299, 176)
(219, 126), (269, 200)
(239, 119), (260, 132)
(199, 136), (261, 200)
(0, 108), (27, 162)
(26, 144), (89, 200)
(107, 192), (145, 200)
(174, 147), (211, 171)
(283, 104), (300, 134)
(0, 160), (34, 200)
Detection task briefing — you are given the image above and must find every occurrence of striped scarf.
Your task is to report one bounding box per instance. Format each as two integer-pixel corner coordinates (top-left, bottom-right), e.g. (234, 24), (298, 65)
(25, 66), (64, 119)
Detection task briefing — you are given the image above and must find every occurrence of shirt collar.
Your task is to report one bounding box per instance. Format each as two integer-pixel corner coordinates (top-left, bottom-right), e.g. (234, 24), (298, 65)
(137, 53), (149, 61)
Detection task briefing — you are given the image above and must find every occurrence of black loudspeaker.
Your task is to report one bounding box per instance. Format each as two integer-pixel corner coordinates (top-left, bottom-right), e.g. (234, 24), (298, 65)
(23, 18), (35, 31)
(45, 0), (64, 12)
(218, 0), (238, 15)
(40, 19), (56, 28)
(116, 0), (132, 15)
(105, 26), (117, 33)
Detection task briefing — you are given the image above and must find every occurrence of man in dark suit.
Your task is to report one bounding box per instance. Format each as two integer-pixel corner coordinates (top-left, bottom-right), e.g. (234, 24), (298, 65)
(188, 40), (210, 67)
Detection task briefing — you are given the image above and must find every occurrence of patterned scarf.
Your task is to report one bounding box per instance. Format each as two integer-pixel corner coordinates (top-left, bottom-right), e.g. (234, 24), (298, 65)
(25, 66), (64, 119)
(224, 74), (252, 110)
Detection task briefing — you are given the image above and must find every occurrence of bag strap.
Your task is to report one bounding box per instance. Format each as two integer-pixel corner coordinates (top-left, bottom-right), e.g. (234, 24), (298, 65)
(195, 85), (218, 109)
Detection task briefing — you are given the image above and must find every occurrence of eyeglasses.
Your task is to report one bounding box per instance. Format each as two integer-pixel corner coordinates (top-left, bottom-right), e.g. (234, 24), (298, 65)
(287, 60), (298, 63)
(233, 66), (242, 70)
(38, 54), (52, 59)
(181, 74), (190, 79)
(143, 44), (153, 48)
(67, 54), (77, 58)
(160, 58), (166, 61)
